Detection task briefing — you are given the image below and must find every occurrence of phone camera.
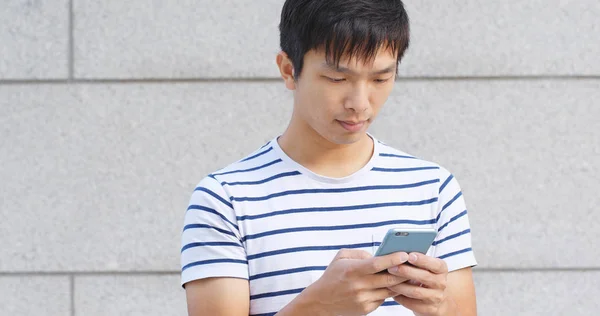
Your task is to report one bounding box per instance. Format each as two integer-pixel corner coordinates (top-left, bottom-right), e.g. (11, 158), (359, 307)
(395, 232), (409, 237)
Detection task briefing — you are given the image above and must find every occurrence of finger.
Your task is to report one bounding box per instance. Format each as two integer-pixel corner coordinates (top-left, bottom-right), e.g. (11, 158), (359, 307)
(387, 264), (445, 289)
(369, 288), (399, 301)
(394, 295), (439, 315)
(359, 252), (409, 274)
(367, 272), (410, 289)
(407, 279), (421, 286)
(334, 248), (373, 260)
(388, 282), (445, 305)
(406, 252), (448, 274)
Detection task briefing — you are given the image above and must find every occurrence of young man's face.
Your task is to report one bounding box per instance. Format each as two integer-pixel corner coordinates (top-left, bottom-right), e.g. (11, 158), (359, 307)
(284, 48), (397, 145)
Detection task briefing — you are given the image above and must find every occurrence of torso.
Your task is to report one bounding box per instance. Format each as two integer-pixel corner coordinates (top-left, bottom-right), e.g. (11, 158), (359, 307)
(215, 136), (441, 315)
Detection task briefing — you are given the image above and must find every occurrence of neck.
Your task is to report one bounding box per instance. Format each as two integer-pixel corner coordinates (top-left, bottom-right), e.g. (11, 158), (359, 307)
(277, 117), (374, 178)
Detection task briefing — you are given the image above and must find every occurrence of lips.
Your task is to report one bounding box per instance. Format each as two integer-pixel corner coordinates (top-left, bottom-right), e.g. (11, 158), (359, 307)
(338, 120), (367, 132)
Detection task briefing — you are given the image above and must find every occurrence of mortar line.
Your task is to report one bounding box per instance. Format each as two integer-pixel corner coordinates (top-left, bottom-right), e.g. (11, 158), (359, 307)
(68, 0), (75, 80)
(2, 267), (600, 276)
(472, 267), (600, 272)
(0, 75), (599, 86)
(0, 271), (180, 276)
(70, 274), (75, 316)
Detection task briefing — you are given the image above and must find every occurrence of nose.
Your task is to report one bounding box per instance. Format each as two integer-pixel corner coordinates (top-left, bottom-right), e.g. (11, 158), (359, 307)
(344, 83), (370, 113)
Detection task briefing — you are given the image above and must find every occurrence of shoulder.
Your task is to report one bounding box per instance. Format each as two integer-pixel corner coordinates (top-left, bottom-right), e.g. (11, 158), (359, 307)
(375, 138), (455, 182)
(197, 138), (280, 186)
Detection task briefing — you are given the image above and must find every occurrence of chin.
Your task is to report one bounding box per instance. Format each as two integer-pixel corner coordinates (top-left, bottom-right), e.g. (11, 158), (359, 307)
(326, 132), (366, 145)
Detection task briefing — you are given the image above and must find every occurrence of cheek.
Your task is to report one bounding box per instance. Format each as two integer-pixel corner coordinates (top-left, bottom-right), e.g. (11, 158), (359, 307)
(299, 83), (341, 120)
(370, 86), (393, 113)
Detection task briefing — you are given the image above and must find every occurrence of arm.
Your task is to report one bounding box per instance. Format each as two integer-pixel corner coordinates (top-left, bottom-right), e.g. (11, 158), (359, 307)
(181, 176), (250, 315)
(185, 278), (249, 316)
(185, 250), (413, 316)
(184, 276), (321, 316)
(278, 250), (412, 316)
(386, 167), (478, 315)
(385, 253), (477, 316)
(184, 277), (324, 316)
(433, 168), (477, 315)
(445, 267), (476, 316)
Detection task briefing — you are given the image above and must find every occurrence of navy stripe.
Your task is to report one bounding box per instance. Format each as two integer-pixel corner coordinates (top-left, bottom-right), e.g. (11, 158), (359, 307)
(181, 241), (242, 253)
(250, 288), (304, 300)
(380, 153), (416, 159)
(232, 180), (439, 202)
(260, 141), (271, 149)
(237, 198), (438, 221)
(247, 242), (379, 261)
(182, 258), (247, 272)
(437, 210), (468, 233)
(437, 192), (463, 223)
(193, 187), (233, 209)
(250, 266), (327, 281)
(212, 159), (282, 176)
(382, 301), (400, 306)
(432, 229), (471, 246)
(241, 147), (273, 162)
(442, 192), (463, 212)
(183, 224), (237, 238)
(222, 171), (301, 186)
(437, 247), (473, 260)
(439, 174), (454, 193)
(371, 166), (439, 172)
(250, 313), (276, 316)
(187, 205), (238, 230)
(243, 218), (436, 242)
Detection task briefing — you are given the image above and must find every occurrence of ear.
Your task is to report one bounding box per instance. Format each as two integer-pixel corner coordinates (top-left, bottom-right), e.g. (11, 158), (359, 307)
(276, 51), (296, 90)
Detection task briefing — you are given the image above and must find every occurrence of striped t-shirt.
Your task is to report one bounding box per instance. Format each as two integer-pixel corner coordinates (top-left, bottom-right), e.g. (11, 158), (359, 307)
(180, 134), (477, 316)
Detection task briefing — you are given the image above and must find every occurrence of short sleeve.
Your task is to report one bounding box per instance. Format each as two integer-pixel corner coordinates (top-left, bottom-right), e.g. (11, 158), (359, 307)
(180, 176), (248, 288)
(433, 167), (477, 272)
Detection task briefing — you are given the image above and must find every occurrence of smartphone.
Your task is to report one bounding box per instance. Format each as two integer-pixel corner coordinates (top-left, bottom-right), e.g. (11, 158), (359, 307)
(374, 227), (437, 257)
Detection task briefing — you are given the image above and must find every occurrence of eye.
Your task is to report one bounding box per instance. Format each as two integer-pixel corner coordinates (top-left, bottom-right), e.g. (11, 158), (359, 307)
(374, 78), (391, 83)
(327, 77), (346, 83)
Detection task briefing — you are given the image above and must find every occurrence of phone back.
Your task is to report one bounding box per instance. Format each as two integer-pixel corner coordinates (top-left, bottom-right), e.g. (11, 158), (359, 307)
(375, 228), (437, 257)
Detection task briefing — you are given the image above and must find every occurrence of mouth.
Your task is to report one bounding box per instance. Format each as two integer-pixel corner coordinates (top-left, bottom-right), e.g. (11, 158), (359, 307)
(337, 120), (368, 132)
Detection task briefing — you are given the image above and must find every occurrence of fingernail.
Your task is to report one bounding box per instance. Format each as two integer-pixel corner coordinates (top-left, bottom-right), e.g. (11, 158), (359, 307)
(409, 254), (418, 262)
(399, 252), (409, 262)
(388, 266), (399, 273)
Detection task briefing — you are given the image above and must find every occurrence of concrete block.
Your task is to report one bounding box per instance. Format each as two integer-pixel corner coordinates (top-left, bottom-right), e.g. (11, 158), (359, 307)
(74, 274), (186, 316)
(73, 0), (282, 78)
(0, 276), (70, 316)
(0, 0), (69, 79)
(73, 0), (600, 78)
(401, 0), (600, 76)
(474, 271), (600, 315)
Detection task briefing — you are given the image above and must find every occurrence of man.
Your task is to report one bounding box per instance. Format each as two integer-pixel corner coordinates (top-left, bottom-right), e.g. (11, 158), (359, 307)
(181, 0), (477, 315)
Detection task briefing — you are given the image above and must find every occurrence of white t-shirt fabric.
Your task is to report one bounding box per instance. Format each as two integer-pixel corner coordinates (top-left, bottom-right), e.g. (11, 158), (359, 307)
(180, 134), (477, 316)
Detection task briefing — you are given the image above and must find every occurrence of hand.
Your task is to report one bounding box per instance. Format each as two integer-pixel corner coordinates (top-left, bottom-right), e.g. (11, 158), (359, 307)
(294, 249), (410, 316)
(386, 252), (454, 316)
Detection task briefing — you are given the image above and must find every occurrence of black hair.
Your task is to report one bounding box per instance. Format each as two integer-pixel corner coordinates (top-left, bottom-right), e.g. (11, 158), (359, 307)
(279, 0), (410, 79)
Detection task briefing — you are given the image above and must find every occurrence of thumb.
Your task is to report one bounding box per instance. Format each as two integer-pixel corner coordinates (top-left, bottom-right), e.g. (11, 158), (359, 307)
(334, 248), (373, 260)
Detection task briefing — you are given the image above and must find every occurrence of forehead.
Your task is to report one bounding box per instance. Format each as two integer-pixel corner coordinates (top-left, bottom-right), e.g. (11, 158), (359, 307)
(305, 48), (397, 70)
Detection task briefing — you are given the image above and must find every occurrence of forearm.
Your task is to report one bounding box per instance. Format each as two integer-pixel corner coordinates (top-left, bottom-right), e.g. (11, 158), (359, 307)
(275, 287), (332, 316)
(410, 295), (461, 316)
(437, 296), (461, 316)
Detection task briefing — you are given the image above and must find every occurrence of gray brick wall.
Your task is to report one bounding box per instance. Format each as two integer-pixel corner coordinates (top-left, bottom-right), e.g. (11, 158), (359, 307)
(1, 1), (598, 315)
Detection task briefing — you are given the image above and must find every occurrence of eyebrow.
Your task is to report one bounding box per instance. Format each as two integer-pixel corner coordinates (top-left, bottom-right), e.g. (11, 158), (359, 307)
(321, 62), (397, 76)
